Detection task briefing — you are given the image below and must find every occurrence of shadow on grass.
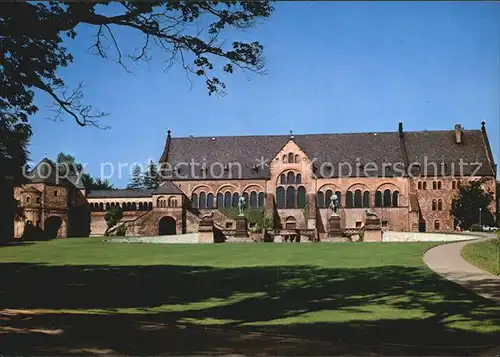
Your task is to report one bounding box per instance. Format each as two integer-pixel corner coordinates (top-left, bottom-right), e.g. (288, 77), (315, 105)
(1, 263), (499, 356)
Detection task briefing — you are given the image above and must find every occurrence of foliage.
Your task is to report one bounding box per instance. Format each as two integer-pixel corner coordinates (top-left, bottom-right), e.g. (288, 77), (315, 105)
(262, 214), (274, 230)
(469, 224), (482, 232)
(220, 207), (273, 230)
(56, 151), (114, 190)
(143, 161), (161, 190)
(104, 207), (123, 236)
(1, 1), (273, 128)
(127, 165), (144, 190)
(451, 181), (494, 230)
(462, 238), (500, 275)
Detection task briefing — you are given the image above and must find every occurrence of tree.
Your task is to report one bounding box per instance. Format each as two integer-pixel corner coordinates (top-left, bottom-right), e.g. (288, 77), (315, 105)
(89, 177), (114, 190)
(127, 165), (144, 190)
(451, 180), (494, 230)
(143, 161), (161, 190)
(1, 1), (273, 128)
(104, 206), (123, 236)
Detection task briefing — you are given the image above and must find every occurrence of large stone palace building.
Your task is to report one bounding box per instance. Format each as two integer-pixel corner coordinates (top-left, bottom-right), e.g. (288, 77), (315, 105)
(13, 122), (497, 240)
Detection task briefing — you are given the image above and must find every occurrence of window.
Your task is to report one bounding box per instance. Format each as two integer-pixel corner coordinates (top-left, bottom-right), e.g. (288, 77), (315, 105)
(437, 199), (443, 211)
(295, 173), (302, 184)
(346, 191), (354, 208)
(36, 197), (40, 204)
(258, 192), (265, 207)
(295, 154), (300, 163)
(457, 180), (461, 188)
(191, 193), (198, 208)
(432, 199), (437, 211)
(375, 191), (382, 207)
(199, 192), (206, 209)
(432, 181), (437, 190)
(286, 186), (296, 208)
(232, 193), (239, 208)
(297, 186), (306, 208)
(434, 220), (440, 230)
(217, 193), (223, 208)
(250, 191), (258, 208)
(418, 181), (422, 190)
(335, 191), (342, 208)
(423, 182), (427, 190)
(286, 171), (295, 184)
(206, 194), (213, 209)
(363, 191), (370, 208)
(282, 154), (288, 163)
(437, 181), (442, 190)
(285, 216), (296, 229)
(280, 174), (286, 184)
(325, 190), (333, 207)
(224, 191), (231, 208)
(392, 191), (399, 207)
(288, 153), (294, 163)
(316, 191), (325, 208)
(25, 195), (31, 203)
(354, 190), (362, 208)
(276, 187), (285, 208)
(355, 221), (362, 228)
(383, 189), (392, 207)
(452, 181), (456, 189)
(53, 190), (58, 197)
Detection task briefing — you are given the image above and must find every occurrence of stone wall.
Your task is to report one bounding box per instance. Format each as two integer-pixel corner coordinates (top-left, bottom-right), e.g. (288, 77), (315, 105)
(382, 231), (477, 242)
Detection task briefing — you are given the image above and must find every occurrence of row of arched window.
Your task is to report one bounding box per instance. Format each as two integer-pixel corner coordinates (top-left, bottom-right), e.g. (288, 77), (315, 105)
(192, 191), (265, 209)
(432, 199), (444, 211)
(280, 171), (302, 185)
(157, 197), (179, 208)
(276, 186), (306, 208)
(90, 201), (153, 211)
(417, 180), (461, 190)
(451, 180), (461, 189)
(283, 152), (300, 164)
(316, 189), (399, 208)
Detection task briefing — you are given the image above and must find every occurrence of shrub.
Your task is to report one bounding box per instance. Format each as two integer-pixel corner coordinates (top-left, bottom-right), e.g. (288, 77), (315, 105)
(470, 224), (482, 232)
(115, 224), (127, 236)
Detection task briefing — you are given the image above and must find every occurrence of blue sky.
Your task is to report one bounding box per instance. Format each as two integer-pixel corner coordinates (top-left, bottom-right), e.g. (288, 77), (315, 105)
(29, 2), (500, 188)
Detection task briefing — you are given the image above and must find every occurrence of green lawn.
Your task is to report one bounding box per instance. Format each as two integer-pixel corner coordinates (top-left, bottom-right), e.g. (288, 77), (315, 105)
(462, 238), (500, 275)
(1, 238), (499, 356)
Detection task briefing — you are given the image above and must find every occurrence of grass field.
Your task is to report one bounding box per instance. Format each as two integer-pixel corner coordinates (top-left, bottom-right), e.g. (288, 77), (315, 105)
(462, 238), (500, 275)
(1, 238), (499, 356)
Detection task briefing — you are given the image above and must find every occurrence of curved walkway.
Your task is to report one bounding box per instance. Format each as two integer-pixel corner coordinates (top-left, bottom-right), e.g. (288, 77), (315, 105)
(424, 237), (500, 304)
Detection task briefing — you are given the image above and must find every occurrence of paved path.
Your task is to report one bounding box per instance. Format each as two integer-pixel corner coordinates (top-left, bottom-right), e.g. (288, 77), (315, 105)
(423, 238), (500, 304)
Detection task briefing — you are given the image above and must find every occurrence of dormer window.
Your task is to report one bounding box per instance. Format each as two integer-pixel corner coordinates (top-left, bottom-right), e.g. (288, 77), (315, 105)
(26, 196), (31, 203)
(53, 190), (58, 197)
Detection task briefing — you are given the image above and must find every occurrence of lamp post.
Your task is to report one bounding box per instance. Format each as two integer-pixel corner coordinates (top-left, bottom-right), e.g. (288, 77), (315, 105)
(479, 208), (482, 228)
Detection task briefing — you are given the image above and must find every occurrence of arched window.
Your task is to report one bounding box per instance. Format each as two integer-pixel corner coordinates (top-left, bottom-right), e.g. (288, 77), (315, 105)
(250, 191), (257, 208)
(288, 153), (294, 163)
(452, 181), (456, 189)
(354, 190), (362, 208)
(363, 191), (370, 208)
(282, 154), (288, 163)
(232, 193), (239, 208)
(243, 192), (249, 205)
(437, 181), (442, 190)
(418, 181), (422, 190)
(335, 191), (342, 207)
(199, 192), (206, 209)
(276, 187), (285, 208)
(286, 171), (295, 184)
(433, 181), (437, 190)
(216, 193), (223, 208)
(26, 196), (30, 203)
(99, 203), (104, 211)
(148, 202), (153, 210)
(316, 191), (325, 208)
(457, 180), (461, 188)
(295, 173), (302, 184)
(139, 202), (144, 210)
(383, 189), (392, 207)
(285, 216), (297, 229)
(191, 193), (198, 208)
(325, 190), (333, 208)
(438, 199), (443, 211)
(224, 191), (231, 208)
(286, 186), (296, 208)
(346, 191), (354, 208)
(258, 192), (265, 207)
(127, 202), (132, 210)
(131, 202), (137, 210)
(280, 174), (286, 184)
(206, 193), (214, 209)
(297, 186), (306, 208)
(295, 154), (300, 163)
(423, 182), (427, 190)
(375, 191), (382, 207)
(110, 202), (115, 209)
(432, 199), (437, 211)
(392, 191), (399, 207)
(434, 220), (440, 230)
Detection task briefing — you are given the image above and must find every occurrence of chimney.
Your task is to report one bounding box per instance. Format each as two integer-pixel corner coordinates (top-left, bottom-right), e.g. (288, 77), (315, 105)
(454, 124), (462, 144)
(398, 122), (404, 137)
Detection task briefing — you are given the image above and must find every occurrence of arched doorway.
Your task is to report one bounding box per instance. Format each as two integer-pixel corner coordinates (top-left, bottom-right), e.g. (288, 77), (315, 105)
(418, 218), (426, 232)
(159, 216), (176, 236)
(44, 216), (63, 239)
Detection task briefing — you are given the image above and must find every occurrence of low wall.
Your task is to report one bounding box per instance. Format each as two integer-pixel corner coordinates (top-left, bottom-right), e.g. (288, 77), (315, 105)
(382, 232), (479, 242)
(107, 233), (202, 244)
